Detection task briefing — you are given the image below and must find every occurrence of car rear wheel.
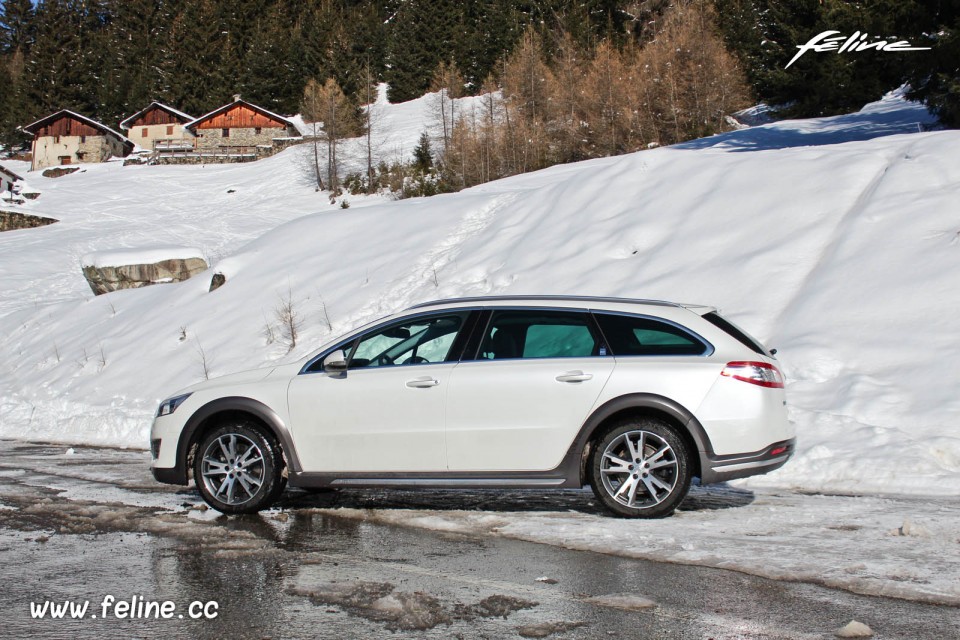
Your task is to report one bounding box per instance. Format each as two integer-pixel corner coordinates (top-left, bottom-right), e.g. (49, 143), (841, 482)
(194, 421), (284, 514)
(589, 418), (691, 518)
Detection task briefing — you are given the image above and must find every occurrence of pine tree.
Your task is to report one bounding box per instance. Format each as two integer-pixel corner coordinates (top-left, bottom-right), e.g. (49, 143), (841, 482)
(412, 131), (432, 173)
(908, 2), (960, 126)
(1, 0), (34, 53)
(386, 0), (461, 103)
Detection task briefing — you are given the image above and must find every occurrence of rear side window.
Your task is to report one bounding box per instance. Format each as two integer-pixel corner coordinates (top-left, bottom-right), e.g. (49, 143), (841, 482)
(701, 311), (767, 355)
(595, 313), (708, 356)
(478, 310), (603, 359)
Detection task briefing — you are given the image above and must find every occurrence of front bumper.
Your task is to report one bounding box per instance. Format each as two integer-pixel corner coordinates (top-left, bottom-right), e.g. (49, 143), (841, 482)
(698, 438), (795, 485)
(151, 463), (188, 485)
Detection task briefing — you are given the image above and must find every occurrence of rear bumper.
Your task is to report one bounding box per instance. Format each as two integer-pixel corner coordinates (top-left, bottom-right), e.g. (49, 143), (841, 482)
(699, 438), (795, 485)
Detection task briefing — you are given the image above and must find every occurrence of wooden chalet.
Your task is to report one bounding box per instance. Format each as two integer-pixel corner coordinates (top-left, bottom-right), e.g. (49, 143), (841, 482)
(119, 102), (195, 153)
(22, 110), (134, 171)
(182, 96), (298, 161)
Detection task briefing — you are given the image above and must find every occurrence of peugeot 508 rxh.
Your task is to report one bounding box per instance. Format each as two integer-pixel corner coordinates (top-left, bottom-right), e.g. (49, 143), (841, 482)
(151, 296), (794, 518)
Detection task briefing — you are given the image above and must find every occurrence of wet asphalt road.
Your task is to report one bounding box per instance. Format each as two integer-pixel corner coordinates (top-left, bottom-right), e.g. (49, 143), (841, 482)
(0, 440), (957, 639)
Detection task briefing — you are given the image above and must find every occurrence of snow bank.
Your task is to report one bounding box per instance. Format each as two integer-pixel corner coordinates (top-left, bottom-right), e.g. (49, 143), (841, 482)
(81, 246), (206, 268)
(0, 91), (957, 500)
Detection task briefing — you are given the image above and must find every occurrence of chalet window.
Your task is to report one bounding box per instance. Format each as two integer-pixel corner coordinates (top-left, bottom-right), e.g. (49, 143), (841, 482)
(222, 128), (230, 138)
(255, 127), (262, 135)
(59, 156), (71, 165)
(166, 125), (174, 135)
(142, 128), (148, 138)
(80, 135), (86, 143)
(54, 135), (61, 143)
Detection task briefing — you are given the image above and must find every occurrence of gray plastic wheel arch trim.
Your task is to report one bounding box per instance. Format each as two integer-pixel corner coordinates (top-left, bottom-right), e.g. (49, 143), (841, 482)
(159, 396), (302, 486)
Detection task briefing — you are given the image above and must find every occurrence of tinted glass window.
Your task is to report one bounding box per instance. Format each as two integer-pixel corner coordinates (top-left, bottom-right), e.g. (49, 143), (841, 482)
(701, 311), (767, 356)
(595, 313), (707, 356)
(348, 313), (465, 368)
(478, 311), (602, 359)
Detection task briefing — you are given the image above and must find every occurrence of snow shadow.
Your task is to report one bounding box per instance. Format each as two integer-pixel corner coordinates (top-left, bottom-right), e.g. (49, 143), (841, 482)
(676, 102), (935, 152)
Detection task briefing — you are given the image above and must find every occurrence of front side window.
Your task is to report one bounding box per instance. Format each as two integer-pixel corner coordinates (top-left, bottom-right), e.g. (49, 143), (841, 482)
(478, 310), (602, 360)
(595, 313), (708, 356)
(347, 313), (466, 369)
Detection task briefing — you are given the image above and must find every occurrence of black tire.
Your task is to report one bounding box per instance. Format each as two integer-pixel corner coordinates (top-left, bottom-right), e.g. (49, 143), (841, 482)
(588, 417), (692, 518)
(193, 420), (285, 514)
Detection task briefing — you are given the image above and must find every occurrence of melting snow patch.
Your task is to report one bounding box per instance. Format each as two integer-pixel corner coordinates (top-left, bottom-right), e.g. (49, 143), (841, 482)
(583, 594), (657, 611)
(835, 620), (874, 638)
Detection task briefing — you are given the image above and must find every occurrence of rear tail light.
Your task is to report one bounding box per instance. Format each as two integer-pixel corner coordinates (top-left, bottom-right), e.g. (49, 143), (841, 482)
(721, 361), (784, 388)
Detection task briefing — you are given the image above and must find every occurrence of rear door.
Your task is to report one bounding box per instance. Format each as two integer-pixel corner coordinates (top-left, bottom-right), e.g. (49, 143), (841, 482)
(445, 309), (615, 471)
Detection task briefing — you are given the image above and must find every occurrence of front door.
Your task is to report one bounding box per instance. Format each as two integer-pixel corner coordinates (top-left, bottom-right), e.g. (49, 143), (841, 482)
(287, 312), (469, 472)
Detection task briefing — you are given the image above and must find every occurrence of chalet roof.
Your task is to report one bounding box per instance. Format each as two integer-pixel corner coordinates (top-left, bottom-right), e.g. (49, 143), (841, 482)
(22, 110), (135, 150)
(0, 164), (24, 181)
(184, 98), (295, 131)
(119, 102), (195, 130)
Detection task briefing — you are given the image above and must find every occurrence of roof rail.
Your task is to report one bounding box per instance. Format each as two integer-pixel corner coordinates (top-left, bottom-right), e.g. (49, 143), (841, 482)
(405, 295), (682, 310)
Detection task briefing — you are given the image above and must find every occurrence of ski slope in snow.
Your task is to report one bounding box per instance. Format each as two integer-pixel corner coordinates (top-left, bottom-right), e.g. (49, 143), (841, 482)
(0, 90), (957, 502)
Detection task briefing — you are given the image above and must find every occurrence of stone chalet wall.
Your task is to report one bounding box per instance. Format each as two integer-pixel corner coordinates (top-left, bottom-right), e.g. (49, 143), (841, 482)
(33, 134), (127, 170)
(195, 126), (292, 151)
(155, 127), (303, 164)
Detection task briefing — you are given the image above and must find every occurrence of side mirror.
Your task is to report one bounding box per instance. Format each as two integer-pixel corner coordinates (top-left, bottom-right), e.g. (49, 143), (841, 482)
(322, 349), (347, 372)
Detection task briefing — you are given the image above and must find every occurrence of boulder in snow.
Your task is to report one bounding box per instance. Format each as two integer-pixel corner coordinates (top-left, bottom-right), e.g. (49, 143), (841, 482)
(81, 246), (208, 296)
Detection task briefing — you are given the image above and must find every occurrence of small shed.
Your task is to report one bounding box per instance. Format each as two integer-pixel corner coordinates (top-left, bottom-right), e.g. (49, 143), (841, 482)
(184, 97), (298, 160)
(119, 102), (195, 153)
(22, 110), (134, 171)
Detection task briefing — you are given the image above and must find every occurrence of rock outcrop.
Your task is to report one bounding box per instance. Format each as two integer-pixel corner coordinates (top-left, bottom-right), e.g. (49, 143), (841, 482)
(81, 248), (208, 295)
(0, 210), (58, 232)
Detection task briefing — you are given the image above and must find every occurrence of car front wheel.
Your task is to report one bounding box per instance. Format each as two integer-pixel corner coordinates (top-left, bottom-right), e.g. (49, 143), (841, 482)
(589, 418), (692, 518)
(194, 421), (284, 514)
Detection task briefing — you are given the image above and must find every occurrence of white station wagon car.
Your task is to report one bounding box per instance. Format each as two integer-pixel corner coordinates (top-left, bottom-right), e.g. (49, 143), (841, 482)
(151, 296), (794, 518)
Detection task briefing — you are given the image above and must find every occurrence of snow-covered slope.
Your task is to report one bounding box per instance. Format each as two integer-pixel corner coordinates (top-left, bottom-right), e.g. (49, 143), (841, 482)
(1, 91), (955, 497)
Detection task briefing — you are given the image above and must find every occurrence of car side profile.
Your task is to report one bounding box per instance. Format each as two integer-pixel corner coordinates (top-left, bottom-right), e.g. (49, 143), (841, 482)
(151, 296), (794, 518)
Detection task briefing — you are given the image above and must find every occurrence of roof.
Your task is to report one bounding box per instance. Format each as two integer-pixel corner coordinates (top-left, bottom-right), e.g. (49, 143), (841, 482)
(405, 295), (689, 310)
(184, 99), (295, 131)
(118, 102), (194, 130)
(21, 110), (135, 151)
(0, 164), (24, 181)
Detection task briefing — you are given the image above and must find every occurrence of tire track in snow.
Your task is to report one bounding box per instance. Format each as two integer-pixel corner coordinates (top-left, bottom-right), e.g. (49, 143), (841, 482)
(356, 192), (519, 319)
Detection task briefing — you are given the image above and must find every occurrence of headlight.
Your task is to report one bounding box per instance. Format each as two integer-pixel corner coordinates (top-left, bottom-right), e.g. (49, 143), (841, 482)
(157, 393), (192, 417)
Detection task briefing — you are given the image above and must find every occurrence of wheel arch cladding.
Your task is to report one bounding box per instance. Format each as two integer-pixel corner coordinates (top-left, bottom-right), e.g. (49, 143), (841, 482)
(577, 394), (709, 484)
(178, 397), (298, 483)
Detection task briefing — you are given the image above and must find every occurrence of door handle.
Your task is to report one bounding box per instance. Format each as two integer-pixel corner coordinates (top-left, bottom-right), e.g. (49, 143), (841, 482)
(556, 371), (593, 383)
(406, 376), (440, 388)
